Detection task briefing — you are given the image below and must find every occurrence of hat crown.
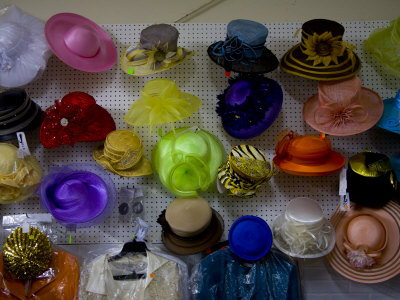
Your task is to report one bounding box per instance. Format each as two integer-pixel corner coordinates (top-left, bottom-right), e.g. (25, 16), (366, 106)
(288, 135), (331, 163)
(349, 151), (392, 177)
(63, 25), (100, 58)
(227, 19), (268, 46)
(318, 76), (361, 106)
(286, 197), (324, 225)
(229, 215), (272, 260)
(0, 88), (27, 111)
(165, 197), (212, 237)
(302, 19), (344, 38)
(140, 24), (178, 52)
(346, 214), (387, 251)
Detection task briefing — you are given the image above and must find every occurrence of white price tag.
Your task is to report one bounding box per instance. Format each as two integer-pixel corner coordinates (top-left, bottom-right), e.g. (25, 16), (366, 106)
(134, 187), (143, 198)
(16, 132), (31, 158)
(216, 179), (226, 194)
(22, 222), (29, 233)
(340, 193), (351, 211)
(339, 168), (347, 196)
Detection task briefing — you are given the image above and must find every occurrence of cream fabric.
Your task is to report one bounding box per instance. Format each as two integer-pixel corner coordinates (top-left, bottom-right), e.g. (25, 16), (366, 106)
(81, 251), (181, 300)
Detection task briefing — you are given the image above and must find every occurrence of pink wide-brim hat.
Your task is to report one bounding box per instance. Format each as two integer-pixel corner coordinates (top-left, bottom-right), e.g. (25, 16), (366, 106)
(303, 76), (383, 136)
(45, 13), (117, 72)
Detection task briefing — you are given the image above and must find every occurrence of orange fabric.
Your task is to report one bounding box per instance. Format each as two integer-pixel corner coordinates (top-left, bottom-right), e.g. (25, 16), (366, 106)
(287, 136), (331, 162)
(0, 250), (79, 300)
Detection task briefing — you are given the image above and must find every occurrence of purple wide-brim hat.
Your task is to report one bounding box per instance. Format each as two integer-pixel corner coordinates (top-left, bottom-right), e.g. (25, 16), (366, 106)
(216, 76), (283, 139)
(40, 163), (116, 228)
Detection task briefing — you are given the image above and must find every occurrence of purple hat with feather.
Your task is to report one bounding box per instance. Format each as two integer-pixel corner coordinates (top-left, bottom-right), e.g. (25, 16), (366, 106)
(39, 163), (116, 228)
(216, 75), (283, 139)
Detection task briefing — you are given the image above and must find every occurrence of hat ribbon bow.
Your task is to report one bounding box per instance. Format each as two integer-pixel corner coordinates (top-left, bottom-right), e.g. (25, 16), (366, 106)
(125, 42), (184, 70)
(211, 36), (262, 64)
(343, 239), (384, 268)
(314, 103), (368, 129)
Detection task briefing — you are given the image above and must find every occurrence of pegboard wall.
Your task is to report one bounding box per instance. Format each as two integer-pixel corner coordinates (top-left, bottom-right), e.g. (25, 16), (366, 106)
(1, 21), (399, 245)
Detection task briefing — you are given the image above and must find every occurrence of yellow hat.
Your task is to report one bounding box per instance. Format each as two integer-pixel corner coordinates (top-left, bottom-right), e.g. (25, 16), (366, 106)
(0, 143), (42, 204)
(93, 130), (152, 177)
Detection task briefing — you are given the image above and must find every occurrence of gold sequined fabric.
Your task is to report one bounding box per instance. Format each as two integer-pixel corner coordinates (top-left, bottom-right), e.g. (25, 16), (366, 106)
(3, 227), (51, 280)
(349, 152), (392, 178)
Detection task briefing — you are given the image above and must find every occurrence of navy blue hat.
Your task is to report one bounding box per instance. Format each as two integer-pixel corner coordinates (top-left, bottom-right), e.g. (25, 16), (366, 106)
(208, 19), (279, 74)
(229, 215), (273, 261)
(216, 75), (283, 139)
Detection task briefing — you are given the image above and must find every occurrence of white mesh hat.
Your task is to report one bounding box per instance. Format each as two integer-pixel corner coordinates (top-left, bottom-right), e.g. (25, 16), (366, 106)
(0, 6), (51, 88)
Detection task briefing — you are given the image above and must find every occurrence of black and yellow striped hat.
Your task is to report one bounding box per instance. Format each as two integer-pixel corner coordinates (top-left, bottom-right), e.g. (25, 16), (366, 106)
(218, 145), (276, 198)
(280, 19), (361, 81)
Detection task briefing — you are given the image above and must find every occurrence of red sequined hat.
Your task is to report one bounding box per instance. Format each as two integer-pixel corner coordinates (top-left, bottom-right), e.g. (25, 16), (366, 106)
(40, 92), (116, 149)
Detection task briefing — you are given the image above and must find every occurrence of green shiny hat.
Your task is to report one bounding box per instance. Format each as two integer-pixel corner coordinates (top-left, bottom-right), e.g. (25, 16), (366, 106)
(152, 127), (224, 197)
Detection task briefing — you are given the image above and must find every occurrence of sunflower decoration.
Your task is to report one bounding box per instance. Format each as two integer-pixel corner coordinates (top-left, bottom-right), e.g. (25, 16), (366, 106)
(302, 32), (346, 66)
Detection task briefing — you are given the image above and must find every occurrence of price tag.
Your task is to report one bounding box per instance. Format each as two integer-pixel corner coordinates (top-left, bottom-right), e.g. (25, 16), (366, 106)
(134, 187), (143, 198)
(22, 222), (29, 233)
(340, 193), (350, 211)
(217, 180), (226, 194)
(16, 132), (31, 158)
(339, 168), (347, 196)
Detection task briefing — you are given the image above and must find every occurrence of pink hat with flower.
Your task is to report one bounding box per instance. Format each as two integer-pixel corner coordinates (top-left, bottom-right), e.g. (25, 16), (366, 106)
(303, 76), (383, 136)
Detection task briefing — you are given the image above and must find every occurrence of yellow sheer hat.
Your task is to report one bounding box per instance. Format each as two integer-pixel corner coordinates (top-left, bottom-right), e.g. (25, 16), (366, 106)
(93, 129), (153, 177)
(124, 79), (201, 131)
(120, 24), (194, 76)
(364, 17), (400, 78)
(0, 143), (42, 204)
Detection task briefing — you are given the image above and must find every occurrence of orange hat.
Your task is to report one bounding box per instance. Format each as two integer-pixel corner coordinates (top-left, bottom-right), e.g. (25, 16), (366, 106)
(272, 130), (345, 176)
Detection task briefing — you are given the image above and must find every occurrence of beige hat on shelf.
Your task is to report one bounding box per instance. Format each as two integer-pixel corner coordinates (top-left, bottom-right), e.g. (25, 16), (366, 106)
(158, 196), (223, 255)
(165, 197), (213, 237)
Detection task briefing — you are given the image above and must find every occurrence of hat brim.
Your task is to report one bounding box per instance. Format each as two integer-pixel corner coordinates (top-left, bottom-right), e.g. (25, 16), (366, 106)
(303, 87), (383, 136)
(161, 209), (223, 255)
(326, 201), (400, 283)
(120, 46), (194, 76)
(0, 103), (43, 142)
(45, 13), (117, 72)
(93, 145), (153, 177)
(280, 44), (361, 81)
(273, 151), (346, 176)
(376, 98), (400, 134)
(207, 44), (279, 74)
(272, 213), (336, 258)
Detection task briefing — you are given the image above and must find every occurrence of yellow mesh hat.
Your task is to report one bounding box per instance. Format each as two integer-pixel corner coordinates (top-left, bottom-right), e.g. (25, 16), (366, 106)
(124, 79), (201, 131)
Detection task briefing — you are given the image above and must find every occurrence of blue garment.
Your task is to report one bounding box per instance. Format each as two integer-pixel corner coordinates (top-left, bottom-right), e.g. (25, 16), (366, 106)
(197, 248), (300, 300)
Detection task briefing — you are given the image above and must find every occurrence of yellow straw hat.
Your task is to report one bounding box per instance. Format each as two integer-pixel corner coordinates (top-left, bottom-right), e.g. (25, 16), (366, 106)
(93, 130), (152, 177)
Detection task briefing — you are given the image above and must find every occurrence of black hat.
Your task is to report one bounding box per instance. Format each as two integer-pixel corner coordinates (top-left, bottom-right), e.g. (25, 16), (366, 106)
(0, 89), (43, 141)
